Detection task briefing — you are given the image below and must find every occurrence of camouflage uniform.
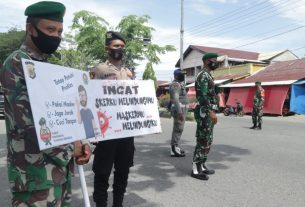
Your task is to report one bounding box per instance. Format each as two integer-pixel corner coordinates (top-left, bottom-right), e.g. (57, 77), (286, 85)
(252, 87), (265, 128)
(193, 68), (218, 164)
(1, 43), (74, 207)
(169, 80), (189, 148)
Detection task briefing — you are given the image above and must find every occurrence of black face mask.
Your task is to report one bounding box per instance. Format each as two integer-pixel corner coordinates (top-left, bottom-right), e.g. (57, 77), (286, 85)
(208, 61), (218, 70)
(176, 74), (185, 82)
(31, 25), (61, 54)
(108, 48), (124, 60)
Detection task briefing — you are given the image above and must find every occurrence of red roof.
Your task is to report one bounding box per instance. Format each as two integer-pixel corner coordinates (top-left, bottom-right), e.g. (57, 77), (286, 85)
(157, 81), (169, 86)
(233, 59), (305, 84)
(175, 45), (260, 67)
(192, 45), (260, 60)
(214, 73), (250, 81)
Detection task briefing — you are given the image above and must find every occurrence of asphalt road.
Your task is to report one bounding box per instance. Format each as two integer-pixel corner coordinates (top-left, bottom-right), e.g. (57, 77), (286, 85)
(0, 115), (304, 207)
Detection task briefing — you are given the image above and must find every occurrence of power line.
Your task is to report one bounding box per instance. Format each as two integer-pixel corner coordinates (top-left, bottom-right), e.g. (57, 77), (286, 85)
(184, 0), (270, 31)
(159, 24), (305, 65)
(156, 0), (292, 45)
(185, 0), (291, 36)
(232, 25), (305, 49)
(157, 0), (304, 46)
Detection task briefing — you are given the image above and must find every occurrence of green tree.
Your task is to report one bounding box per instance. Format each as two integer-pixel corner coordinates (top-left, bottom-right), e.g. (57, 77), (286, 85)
(0, 28), (25, 65)
(70, 10), (109, 62)
(50, 11), (175, 78)
(116, 15), (175, 73)
(49, 49), (95, 70)
(142, 62), (157, 89)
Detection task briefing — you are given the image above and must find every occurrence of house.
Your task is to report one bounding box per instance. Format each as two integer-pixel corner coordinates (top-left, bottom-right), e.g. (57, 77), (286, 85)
(156, 80), (170, 97)
(175, 45), (266, 84)
(221, 59), (305, 115)
(175, 45), (299, 108)
(175, 45), (298, 84)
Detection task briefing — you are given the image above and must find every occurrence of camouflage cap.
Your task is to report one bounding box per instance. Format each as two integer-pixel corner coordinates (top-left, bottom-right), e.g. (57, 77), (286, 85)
(105, 31), (126, 45)
(202, 53), (218, 61)
(25, 1), (66, 22)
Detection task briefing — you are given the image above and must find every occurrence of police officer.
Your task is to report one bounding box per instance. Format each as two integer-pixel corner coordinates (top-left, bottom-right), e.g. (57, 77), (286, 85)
(191, 53), (219, 180)
(91, 31), (134, 207)
(169, 68), (189, 157)
(0, 2), (91, 206)
(250, 81), (265, 130)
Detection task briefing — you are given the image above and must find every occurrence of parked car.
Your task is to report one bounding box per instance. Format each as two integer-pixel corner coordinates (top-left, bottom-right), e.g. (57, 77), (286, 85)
(0, 86), (4, 117)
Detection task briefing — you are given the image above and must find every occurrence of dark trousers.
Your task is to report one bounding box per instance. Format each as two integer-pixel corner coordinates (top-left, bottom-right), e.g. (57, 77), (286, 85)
(93, 137), (134, 207)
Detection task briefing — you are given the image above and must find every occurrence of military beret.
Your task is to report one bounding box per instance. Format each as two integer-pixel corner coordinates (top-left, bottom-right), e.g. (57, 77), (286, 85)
(174, 68), (186, 76)
(202, 53), (218, 61)
(105, 31), (126, 45)
(25, 1), (66, 22)
(255, 81), (262, 85)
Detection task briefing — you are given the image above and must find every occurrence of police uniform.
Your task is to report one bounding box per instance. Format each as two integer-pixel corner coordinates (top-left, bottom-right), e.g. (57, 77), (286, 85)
(250, 81), (264, 130)
(191, 53), (219, 180)
(91, 31), (134, 207)
(169, 69), (189, 157)
(0, 2), (75, 206)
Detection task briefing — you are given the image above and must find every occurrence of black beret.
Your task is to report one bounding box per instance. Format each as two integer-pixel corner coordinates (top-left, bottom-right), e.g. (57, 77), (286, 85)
(105, 31), (126, 45)
(25, 1), (66, 22)
(202, 53), (218, 61)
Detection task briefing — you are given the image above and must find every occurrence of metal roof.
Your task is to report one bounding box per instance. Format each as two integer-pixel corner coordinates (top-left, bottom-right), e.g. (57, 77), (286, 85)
(186, 79), (229, 88)
(225, 59), (305, 87)
(293, 79), (305, 85)
(221, 80), (297, 88)
(175, 45), (260, 67)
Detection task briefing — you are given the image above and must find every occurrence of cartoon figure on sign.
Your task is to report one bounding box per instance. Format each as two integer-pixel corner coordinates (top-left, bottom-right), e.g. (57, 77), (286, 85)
(39, 117), (52, 146)
(25, 61), (36, 79)
(97, 111), (112, 137)
(76, 85), (97, 139)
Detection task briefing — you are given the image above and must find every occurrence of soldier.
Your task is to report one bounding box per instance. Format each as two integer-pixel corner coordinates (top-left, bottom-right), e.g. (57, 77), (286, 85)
(191, 53), (219, 180)
(0, 1), (91, 206)
(91, 31), (134, 207)
(169, 68), (189, 157)
(250, 81), (265, 130)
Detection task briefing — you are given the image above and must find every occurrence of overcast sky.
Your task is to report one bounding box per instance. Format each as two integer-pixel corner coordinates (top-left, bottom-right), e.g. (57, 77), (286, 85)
(1, 0), (305, 81)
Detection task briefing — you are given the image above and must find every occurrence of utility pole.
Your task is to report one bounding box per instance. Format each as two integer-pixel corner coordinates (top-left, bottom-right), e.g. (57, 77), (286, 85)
(180, 0), (186, 84)
(180, 0), (184, 71)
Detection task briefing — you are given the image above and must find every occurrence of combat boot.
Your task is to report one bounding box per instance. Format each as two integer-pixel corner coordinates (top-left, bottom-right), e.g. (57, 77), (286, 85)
(201, 163), (215, 175)
(170, 145), (185, 157)
(250, 124), (257, 129)
(256, 124), (262, 130)
(191, 162), (209, 180)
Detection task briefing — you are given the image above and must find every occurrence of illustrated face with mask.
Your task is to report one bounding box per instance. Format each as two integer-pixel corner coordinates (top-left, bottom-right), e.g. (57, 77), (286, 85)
(28, 19), (63, 54)
(107, 39), (125, 61)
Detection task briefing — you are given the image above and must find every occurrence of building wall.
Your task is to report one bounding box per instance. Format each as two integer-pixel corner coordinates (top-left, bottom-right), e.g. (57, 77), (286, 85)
(183, 50), (203, 69)
(183, 50), (203, 83)
(271, 51), (299, 62)
(251, 64), (265, 74)
(212, 64), (251, 78)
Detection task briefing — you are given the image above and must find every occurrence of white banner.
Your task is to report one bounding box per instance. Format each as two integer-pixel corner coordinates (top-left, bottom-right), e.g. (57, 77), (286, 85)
(21, 59), (162, 150)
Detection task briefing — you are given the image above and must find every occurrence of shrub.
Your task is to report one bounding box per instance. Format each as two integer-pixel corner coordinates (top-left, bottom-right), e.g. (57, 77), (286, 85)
(158, 93), (170, 108)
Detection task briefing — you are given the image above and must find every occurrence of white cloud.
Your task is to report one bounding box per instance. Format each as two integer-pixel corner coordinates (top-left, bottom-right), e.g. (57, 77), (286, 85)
(187, 2), (214, 16)
(269, 0), (305, 25)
